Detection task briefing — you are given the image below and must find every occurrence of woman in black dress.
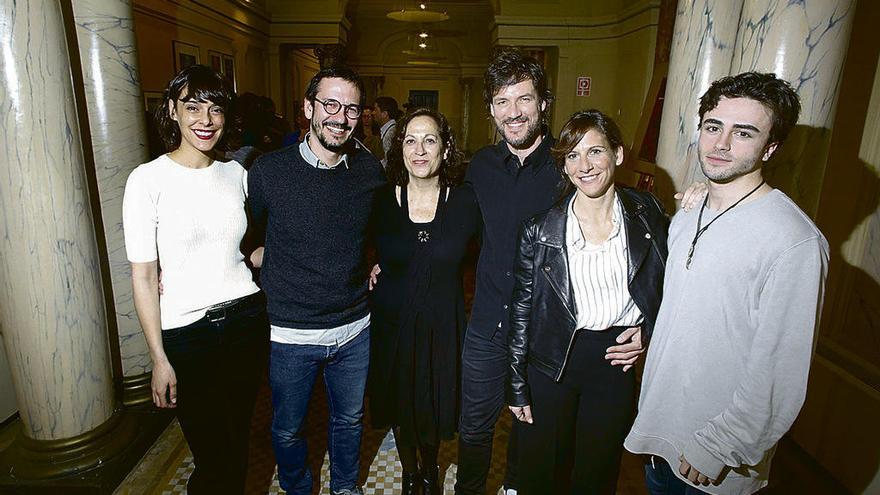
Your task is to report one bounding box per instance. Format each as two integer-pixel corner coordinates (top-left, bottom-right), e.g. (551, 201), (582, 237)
(369, 108), (480, 494)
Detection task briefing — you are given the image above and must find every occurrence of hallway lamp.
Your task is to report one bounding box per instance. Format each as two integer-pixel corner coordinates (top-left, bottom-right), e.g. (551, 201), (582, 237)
(387, 0), (449, 22)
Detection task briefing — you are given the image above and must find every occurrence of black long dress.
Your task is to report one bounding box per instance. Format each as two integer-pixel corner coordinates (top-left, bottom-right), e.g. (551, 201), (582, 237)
(368, 183), (481, 447)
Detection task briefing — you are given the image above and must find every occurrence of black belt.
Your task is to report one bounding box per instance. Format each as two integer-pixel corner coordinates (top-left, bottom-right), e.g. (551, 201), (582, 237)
(204, 292), (264, 323)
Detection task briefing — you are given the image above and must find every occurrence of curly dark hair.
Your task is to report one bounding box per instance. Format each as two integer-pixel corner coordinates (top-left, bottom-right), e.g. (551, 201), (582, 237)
(304, 65), (366, 107)
(551, 109), (624, 200)
(153, 64), (237, 152)
(385, 108), (465, 188)
(483, 47), (554, 109)
(699, 72), (801, 146)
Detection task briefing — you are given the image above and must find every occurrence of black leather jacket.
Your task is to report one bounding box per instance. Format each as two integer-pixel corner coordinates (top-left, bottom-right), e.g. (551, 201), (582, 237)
(507, 187), (669, 407)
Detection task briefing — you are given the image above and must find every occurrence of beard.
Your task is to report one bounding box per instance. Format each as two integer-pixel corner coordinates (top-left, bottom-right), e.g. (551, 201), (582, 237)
(311, 118), (352, 152)
(496, 114), (542, 148)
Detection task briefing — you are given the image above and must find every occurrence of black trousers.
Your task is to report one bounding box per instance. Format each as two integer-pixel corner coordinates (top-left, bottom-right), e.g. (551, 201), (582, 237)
(456, 327), (519, 494)
(163, 293), (269, 495)
(516, 328), (636, 495)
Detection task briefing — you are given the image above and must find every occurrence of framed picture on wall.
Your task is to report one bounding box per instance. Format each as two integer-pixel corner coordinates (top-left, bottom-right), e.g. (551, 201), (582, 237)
(207, 50), (236, 91)
(173, 41), (200, 72)
(143, 91), (164, 114)
(208, 50), (224, 73)
(222, 54), (236, 91)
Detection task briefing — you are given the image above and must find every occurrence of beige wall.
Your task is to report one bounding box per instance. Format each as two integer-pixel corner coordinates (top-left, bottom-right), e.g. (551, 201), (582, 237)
(495, 0), (641, 17)
(133, 0), (270, 95)
(493, 0), (659, 146)
(289, 48), (321, 119)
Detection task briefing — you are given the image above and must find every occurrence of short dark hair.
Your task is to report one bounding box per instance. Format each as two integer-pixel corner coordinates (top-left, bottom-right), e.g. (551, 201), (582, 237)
(304, 66), (365, 106)
(699, 72), (801, 145)
(483, 47), (554, 109)
(374, 96), (400, 120)
(551, 109), (624, 199)
(386, 108), (465, 188)
(154, 64), (236, 151)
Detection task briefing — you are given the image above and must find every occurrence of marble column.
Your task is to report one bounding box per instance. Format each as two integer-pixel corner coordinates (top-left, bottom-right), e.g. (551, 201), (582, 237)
(460, 77), (473, 152)
(731, 0), (856, 215)
(0, 0), (114, 441)
(71, 0), (152, 398)
(654, 0), (744, 199)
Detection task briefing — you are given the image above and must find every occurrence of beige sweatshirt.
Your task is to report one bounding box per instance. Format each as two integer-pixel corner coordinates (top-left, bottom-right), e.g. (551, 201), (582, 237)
(625, 189), (829, 495)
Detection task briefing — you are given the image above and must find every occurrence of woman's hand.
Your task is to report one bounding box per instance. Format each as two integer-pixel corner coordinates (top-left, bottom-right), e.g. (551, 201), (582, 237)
(250, 247), (264, 268)
(605, 326), (644, 372)
(151, 358), (177, 408)
(368, 264), (381, 290)
(509, 405), (533, 424)
(674, 181), (708, 211)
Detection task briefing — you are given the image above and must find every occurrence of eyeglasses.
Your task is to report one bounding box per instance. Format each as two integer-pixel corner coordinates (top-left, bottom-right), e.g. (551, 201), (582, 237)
(312, 97), (362, 119)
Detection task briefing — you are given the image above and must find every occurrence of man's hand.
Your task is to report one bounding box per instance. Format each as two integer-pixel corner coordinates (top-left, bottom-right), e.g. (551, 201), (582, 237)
(509, 405), (533, 424)
(605, 326), (644, 372)
(368, 264), (381, 291)
(674, 181), (709, 211)
(679, 455), (714, 486)
(250, 247), (264, 268)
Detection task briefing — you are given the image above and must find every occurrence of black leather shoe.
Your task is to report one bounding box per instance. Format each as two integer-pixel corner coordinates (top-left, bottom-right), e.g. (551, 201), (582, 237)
(402, 471), (420, 495)
(421, 465), (440, 495)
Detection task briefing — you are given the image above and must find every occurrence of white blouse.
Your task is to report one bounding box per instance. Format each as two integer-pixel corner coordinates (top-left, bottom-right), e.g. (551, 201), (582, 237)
(122, 155), (259, 329)
(565, 194), (643, 331)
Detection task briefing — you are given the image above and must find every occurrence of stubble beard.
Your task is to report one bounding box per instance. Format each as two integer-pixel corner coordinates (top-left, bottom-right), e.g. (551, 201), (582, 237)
(312, 118), (351, 152)
(699, 152), (761, 185)
(497, 115), (542, 149)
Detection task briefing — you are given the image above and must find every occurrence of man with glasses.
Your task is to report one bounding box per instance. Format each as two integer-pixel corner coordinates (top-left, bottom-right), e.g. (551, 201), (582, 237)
(248, 66), (385, 495)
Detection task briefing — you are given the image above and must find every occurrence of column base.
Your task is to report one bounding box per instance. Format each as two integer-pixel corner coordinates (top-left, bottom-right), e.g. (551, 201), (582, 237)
(121, 372), (153, 407)
(0, 407), (172, 494)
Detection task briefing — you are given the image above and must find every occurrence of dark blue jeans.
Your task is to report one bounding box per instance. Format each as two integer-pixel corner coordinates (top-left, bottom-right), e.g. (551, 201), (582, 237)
(645, 456), (710, 495)
(162, 293), (269, 495)
(269, 327), (370, 494)
(456, 325), (519, 494)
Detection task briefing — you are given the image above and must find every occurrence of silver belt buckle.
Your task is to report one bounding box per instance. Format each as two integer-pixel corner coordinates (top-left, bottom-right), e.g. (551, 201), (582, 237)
(206, 306), (227, 322)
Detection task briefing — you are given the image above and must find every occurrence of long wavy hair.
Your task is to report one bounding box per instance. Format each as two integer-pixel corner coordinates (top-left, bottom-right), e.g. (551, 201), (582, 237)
(385, 108), (466, 188)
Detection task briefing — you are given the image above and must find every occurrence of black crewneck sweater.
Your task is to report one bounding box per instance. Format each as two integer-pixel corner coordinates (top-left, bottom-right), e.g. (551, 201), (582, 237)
(248, 145), (386, 328)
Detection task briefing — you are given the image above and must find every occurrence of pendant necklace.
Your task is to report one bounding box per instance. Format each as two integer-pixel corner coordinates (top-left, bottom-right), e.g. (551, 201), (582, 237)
(686, 180), (765, 270)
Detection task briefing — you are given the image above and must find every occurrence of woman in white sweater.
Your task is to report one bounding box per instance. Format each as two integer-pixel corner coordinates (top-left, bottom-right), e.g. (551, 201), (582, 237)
(123, 65), (266, 494)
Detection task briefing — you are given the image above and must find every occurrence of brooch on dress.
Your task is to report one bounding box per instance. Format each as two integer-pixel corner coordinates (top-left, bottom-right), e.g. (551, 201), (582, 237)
(417, 230), (431, 243)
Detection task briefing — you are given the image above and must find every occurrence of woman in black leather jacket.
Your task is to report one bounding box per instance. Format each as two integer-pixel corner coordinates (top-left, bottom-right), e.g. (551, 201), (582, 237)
(506, 109), (669, 494)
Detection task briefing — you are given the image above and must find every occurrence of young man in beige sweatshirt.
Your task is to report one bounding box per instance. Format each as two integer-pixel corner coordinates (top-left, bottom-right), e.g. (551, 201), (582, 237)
(624, 72), (829, 495)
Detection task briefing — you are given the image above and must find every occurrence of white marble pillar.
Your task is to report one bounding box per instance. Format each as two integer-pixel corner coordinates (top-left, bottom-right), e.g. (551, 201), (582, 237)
(0, 0), (114, 440)
(71, 0), (151, 379)
(732, 0), (856, 215)
(655, 0), (744, 198)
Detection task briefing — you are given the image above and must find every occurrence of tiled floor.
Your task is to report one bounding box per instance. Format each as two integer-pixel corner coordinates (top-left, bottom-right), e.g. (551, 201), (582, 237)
(144, 375), (649, 495)
(135, 372), (849, 495)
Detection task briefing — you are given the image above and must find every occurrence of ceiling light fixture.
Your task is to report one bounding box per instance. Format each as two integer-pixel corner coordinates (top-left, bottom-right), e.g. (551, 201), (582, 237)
(387, 1), (449, 23)
(419, 31), (429, 38)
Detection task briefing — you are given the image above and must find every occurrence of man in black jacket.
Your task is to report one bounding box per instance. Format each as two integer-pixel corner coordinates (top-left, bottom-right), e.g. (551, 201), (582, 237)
(456, 49), (646, 495)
